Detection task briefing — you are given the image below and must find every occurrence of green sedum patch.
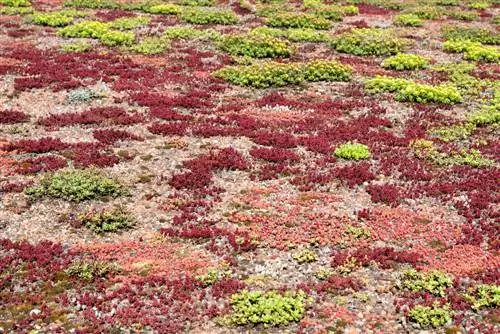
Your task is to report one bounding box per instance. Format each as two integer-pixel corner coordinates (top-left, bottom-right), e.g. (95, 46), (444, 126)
(219, 34), (292, 58)
(293, 249), (318, 264)
(215, 59), (351, 88)
(29, 10), (86, 27)
(107, 16), (150, 30)
(402, 269), (452, 297)
(145, 3), (182, 15)
(331, 28), (407, 56)
(65, 260), (120, 280)
(381, 53), (429, 71)
(394, 13), (423, 27)
(430, 123), (476, 142)
(303, 59), (352, 82)
(61, 40), (93, 52)
(444, 40), (500, 63)
(0, 0), (30, 7)
(25, 169), (126, 202)
(442, 26), (499, 45)
(58, 20), (134, 46)
(0, 5), (33, 14)
(228, 290), (307, 327)
(266, 12), (330, 30)
(408, 303), (452, 328)
(365, 76), (462, 104)
(465, 284), (500, 310)
(411, 139), (494, 167)
(126, 36), (170, 54)
(334, 142), (371, 160)
(78, 205), (135, 233)
(179, 8), (238, 25)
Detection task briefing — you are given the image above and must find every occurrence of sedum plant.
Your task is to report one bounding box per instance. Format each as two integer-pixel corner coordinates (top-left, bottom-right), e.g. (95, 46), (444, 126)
(215, 59), (351, 88)
(402, 269), (452, 297)
(303, 59), (352, 82)
(107, 16), (150, 30)
(126, 36), (170, 54)
(145, 3), (182, 15)
(465, 284), (500, 310)
(228, 290), (307, 327)
(179, 8), (238, 25)
(29, 10), (85, 27)
(394, 13), (423, 27)
(442, 26), (499, 45)
(78, 205), (135, 233)
(381, 53), (429, 71)
(334, 142), (371, 160)
(331, 28), (407, 56)
(266, 12), (330, 30)
(408, 303), (452, 328)
(61, 40), (93, 52)
(25, 169), (126, 202)
(365, 76), (462, 104)
(219, 34), (292, 58)
(65, 260), (120, 280)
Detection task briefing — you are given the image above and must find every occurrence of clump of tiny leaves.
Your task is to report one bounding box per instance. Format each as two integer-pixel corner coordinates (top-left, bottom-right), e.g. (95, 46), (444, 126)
(228, 290), (307, 327)
(0, 5), (33, 14)
(126, 36), (170, 55)
(78, 205), (135, 233)
(293, 249), (318, 264)
(215, 59), (351, 88)
(411, 139), (494, 167)
(402, 269), (452, 297)
(365, 76), (462, 104)
(61, 40), (92, 52)
(25, 169), (126, 202)
(394, 13), (423, 27)
(107, 16), (150, 30)
(408, 303), (452, 328)
(219, 34), (292, 58)
(444, 40), (500, 63)
(29, 10), (86, 27)
(250, 26), (329, 43)
(145, 3), (181, 15)
(465, 284), (500, 310)
(58, 20), (134, 46)
(442, 26), (499, 45)
(266, 12), (330, 30)
(0, 0), (30, 7)
(65, 260), (120, 280)
(334, 143), (371, 160)
(331, 28), (407, 56)
(381, 53), (429, 71)
(179, 8), (238, 25)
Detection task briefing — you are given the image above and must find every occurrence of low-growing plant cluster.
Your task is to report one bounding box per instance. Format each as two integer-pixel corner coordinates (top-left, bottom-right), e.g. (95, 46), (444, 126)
(58, 20), (135, 46)
(381, 53), (429, 71)
(444, 40), (500, 63)
(334, 142), (371, 160)
(266, 12), (330, 30)
(331, 28), (408, 56)
(76, 205), (135, 233)
(25, 169), (126, 201)
(365, 76), (462, 104)
(227, 290), (307, 327)
(219, 34), (292, 58)
(215, 59), (352, 88)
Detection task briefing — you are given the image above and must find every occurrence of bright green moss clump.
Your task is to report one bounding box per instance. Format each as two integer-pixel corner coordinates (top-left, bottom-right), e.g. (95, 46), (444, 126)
(402, 269), (452, 297)
(331, 28), (407, 56)
(266, 12), (330, 30)
(334, 142), (371, 160)
(215, 59), (351, 88)
(382, 53), (429, 71)
(394, 13), (423, 27)
(465, 284), (500, 310)
(127, 36), (170, 54)
(408, 303), (452, 328)
(30, 10), (86, 27)
(0, 0), (30, 7)
(219, 34), (292, 58)
(442, 26), (499, 45)
(365, 76), (462, 104)
(303, 59), (352, 82)
(25, 169), (126, 202)
(78, 206), (135, 233)
(179, 8), (238, 25)
(107, 16), (150, 30)
(228, 290), (307, 327)
(66, 260), (120, 280)
(58, 20), (135, 46)
(444, 40), (500, 63)
(145, 3), (182, 15)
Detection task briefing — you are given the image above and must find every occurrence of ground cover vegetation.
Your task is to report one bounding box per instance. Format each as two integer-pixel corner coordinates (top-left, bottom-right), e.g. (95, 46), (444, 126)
(0, 0), (498, 332)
